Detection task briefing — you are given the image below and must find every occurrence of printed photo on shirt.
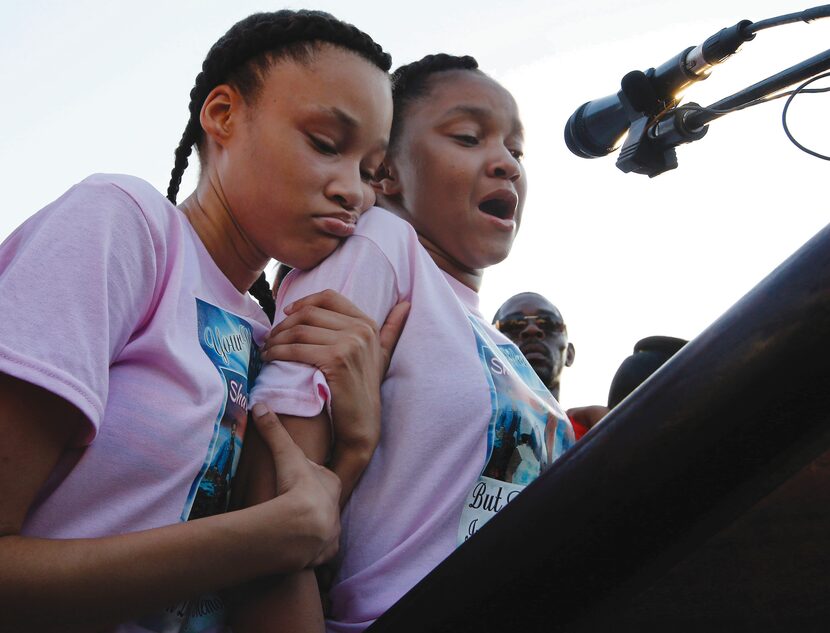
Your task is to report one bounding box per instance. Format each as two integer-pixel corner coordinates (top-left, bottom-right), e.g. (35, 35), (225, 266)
(139, 298), (260, 633)
(458, 316), (574, 545)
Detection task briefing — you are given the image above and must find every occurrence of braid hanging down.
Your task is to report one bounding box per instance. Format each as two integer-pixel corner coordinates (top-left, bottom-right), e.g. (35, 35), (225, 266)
(389, 54), (480, 148)
(166, 10), (392, 320)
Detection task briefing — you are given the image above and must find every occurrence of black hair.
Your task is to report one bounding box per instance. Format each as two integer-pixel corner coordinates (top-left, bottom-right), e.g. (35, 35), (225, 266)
(389, 53), (480, 150)
(607, 336), (688, 408)
(166, 10), (392, 321)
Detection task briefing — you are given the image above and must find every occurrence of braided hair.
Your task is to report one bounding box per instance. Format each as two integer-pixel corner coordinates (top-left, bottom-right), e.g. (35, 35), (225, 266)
(389, 54), (480, 150)
(167, 10), (392, 321)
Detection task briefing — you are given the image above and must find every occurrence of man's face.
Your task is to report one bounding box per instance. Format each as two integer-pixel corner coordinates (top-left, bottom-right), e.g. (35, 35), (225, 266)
(495, 294), (574, 390)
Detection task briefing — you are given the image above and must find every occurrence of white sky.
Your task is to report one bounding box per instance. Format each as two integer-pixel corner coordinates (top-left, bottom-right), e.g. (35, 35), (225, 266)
(2, 0), (828, 407)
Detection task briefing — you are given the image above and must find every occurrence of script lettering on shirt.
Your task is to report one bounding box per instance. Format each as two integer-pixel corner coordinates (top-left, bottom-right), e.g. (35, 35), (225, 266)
(229, 378), (248, 410)
(489, 355), (514, 377)
(468, 480), (509, 512)
(203, 324), (252, 366)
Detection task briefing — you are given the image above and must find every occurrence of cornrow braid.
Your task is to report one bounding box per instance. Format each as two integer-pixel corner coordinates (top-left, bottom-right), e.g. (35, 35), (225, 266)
(248, 272), (276, 323)
(166, 10), (391, 317)
(389, 54), (480, 148)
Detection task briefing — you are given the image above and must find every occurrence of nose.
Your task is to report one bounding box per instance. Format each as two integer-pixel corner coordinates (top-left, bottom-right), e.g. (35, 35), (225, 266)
(326, 166), (365, 211)
(521, 320), (544, 340)
(487, 146), (521, 182)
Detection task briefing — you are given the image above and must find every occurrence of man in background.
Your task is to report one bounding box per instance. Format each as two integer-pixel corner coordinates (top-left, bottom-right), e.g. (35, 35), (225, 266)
(493, 292), (575, 403)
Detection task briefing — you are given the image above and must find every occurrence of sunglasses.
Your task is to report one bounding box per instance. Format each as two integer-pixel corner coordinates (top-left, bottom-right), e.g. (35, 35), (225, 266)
(494, 315), (566, 336)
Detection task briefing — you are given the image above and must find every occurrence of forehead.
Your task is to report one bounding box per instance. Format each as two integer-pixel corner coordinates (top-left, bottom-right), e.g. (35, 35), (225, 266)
(409, 71), (523, 135)
(254, 45), (392, 132)
(500, 294), (562, 319)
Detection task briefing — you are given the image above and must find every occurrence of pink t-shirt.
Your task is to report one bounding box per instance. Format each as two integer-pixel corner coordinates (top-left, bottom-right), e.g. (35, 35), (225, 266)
(250, 207), (574, 631)
(1, 174), (270, 633)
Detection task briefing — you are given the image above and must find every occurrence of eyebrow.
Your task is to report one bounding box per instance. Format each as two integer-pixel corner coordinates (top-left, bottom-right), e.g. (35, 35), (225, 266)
(320, 105), (359, 129)
(441, 105), (524, 137)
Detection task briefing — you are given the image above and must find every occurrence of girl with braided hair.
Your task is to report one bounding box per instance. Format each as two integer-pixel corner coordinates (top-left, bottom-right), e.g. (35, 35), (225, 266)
(0, 10), (405, 633)
(249, 53), (575, 632)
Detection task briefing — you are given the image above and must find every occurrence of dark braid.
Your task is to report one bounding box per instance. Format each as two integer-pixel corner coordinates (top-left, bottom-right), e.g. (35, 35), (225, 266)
(248, 272), (276, 323)
(389, 54), (480, 149)
(166, 10), (391, 317)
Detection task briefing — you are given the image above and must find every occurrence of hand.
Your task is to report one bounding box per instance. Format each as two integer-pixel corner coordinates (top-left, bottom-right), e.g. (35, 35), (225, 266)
(251, 404), (341, 567)
(261, 290), (410, 457)
(566, 405), (610, 430)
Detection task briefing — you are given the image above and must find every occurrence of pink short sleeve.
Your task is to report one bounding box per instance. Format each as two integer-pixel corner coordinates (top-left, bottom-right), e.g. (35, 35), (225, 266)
(250, 214), (401, 418)
(0, 178), (160, 443)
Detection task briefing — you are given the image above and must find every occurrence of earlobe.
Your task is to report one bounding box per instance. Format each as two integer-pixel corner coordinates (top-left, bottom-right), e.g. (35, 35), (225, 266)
(200, 84), (237, 147)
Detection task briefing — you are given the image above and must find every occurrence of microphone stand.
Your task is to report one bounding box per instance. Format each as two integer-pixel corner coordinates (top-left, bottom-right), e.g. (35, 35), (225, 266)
(616, 47), (830, 177)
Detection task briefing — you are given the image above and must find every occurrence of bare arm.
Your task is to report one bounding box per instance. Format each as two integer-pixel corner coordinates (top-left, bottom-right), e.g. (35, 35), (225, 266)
(233, 292), (409, 633)
(263, 290), (410, 504)
(232, 410), (331, 633)
(0, 374), (340, 633)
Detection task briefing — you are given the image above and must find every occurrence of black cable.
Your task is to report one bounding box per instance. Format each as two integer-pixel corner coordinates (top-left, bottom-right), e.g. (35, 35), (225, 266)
(747, 4), (830, 35)
(782, 71), (830, 160)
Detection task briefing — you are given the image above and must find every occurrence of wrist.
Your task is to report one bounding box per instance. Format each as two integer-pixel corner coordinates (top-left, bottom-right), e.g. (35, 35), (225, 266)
(329, 444), (375, 507)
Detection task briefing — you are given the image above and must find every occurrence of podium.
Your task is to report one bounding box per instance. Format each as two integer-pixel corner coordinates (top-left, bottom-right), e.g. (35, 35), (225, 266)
(367, 223), (830, 632)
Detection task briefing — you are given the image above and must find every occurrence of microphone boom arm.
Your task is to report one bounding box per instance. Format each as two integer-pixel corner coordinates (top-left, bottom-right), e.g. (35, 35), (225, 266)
(617, 47), (830, 177)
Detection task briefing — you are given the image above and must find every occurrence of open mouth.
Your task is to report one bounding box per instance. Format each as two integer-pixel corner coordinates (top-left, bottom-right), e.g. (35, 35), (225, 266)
(478, 191), (518, 221)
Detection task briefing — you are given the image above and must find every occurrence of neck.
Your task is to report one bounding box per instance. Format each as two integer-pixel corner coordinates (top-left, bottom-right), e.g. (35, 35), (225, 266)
(414, 229), (483, 293)
(380, 197), (483, 291)
(548, 381), (561, 402)
(179, 171), (268, 293)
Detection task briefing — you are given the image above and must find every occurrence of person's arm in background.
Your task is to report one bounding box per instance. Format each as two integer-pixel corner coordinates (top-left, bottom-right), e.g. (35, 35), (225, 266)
(566, 405), (610, 439)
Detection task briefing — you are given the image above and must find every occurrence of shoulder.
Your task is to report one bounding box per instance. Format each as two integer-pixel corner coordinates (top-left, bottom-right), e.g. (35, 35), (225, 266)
(75, 174), (181, 227)
(353, 206), (419, 248)
(44, 174), (189, 253)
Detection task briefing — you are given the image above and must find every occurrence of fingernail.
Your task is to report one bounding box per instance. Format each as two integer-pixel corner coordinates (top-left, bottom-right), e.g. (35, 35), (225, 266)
(252, 403), (268, 418)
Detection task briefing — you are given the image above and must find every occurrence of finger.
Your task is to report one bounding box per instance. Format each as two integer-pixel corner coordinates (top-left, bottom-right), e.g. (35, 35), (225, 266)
(261, 342), (336, 366)
(251, 404), (307, 482)
(283, 289), (367, 319)
(263, 325), (342, 357)
(269, 306), (371, 341)
(379, 301), (410, 369)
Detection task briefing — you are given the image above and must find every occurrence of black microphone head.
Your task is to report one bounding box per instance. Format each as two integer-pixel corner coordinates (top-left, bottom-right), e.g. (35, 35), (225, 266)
(564, 93), (629, 159)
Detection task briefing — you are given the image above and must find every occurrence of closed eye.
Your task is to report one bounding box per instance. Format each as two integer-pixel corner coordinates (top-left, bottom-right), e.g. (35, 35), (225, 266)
(453, 134), (479, 146)
(310, 135), (338, 155)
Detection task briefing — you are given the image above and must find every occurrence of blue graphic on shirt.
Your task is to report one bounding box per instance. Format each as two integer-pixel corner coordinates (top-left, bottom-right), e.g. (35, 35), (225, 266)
(138, 298), (260, 633)
(182, 299), (258, 521)
(457, 316), (574, 545)
(469, 316), (573, 479)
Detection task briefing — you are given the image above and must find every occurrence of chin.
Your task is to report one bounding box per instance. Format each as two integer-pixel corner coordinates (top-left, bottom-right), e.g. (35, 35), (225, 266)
(279, 239), (342, 271)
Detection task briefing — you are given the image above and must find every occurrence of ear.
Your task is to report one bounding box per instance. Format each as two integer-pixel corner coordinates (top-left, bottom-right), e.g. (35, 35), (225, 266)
(199, 84), (239, 148)
(565, 343), (575, 367)
(373, 160), (402, 197)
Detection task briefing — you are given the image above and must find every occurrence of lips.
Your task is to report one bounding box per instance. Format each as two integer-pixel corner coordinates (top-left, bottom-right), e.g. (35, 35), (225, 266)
(313, 211), (358, 238)
(477, 189), (518, 222)
(520, 344), (551, 365)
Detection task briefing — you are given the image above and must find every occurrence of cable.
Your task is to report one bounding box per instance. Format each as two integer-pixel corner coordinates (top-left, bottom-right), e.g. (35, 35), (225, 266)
(782, 71), (830, 160)
(747, 4), (830, 35)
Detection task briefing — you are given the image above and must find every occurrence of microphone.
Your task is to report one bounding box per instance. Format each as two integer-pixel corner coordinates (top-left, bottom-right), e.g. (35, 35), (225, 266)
(564, 20), (756, 159)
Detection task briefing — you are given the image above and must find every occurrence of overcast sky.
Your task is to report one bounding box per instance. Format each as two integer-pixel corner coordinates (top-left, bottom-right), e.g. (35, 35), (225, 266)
(2, 0), (828, 406)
